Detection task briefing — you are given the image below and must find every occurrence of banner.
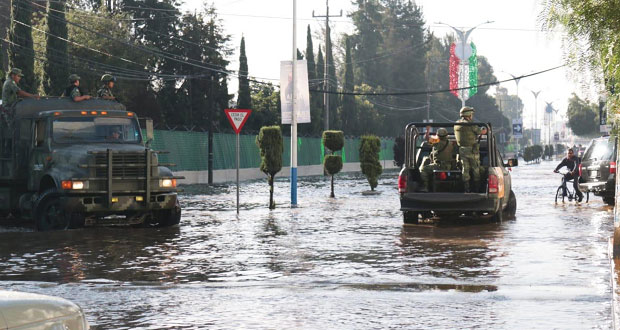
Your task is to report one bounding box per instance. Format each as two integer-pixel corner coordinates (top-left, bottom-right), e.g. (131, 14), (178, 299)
(280, 60), (311, 124)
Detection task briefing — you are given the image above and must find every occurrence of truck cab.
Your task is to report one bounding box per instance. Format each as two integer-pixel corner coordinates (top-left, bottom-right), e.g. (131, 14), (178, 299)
(0, 98), (182, 230)
(398, 122), (518, 224)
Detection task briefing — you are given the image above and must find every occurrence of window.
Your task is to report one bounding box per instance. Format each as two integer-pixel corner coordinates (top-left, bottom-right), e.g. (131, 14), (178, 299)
(52, 117), (142, 144)
(583, 138), (614, 161)
(35, 120), (46, 147)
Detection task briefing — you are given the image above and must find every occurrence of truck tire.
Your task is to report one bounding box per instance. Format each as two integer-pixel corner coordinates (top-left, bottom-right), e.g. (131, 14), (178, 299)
(403, 211), (419, 224)
(505, 190), (517, 218)
(152, 199), (181, 227)
(34, 189), (69, 231)
(603, 196), (615, 206)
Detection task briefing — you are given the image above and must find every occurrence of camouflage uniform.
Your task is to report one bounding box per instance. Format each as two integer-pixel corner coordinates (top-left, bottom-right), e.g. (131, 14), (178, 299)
(97, 86), (114, 99)
(420, 129), (454, 191)
(454, 107), (482, 192)
(69, 86), (82, 99)
(2, 72), (22, 107)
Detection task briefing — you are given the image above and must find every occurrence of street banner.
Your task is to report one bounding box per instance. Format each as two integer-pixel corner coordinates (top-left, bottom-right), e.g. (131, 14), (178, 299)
(449, 42), (478, 102)
(224, 109), (252, 134)
(280, 60), (311, 124)
(512, 119), (523, 139)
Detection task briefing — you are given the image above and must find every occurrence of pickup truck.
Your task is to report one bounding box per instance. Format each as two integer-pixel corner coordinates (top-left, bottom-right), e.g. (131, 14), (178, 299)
(579, 135), (617, 205)
(398, 122), (518, 224)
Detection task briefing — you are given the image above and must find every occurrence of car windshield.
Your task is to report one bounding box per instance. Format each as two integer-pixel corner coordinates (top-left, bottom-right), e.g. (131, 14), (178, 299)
(583, 138), (614, 161)
(53, 117), (142, 144)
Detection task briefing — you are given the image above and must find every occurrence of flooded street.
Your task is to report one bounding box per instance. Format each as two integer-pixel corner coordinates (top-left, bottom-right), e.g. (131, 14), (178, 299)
(0, 161), (615, 329)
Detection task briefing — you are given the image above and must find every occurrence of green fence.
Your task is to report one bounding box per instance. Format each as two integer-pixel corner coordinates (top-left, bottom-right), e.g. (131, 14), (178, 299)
(151, 130), (394, 171)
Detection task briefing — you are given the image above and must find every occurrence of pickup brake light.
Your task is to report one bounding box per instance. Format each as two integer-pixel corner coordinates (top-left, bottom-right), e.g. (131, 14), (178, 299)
(398, 173), (407, 193)
(488, 174), (499, 194)
(611, 161), (616, 174)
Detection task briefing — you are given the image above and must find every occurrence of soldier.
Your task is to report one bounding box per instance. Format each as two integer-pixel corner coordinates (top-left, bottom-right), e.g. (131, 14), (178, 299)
(454, 106), (487, 192)
(63, 74), (91, 102)
(97, 74), (116, 100)
(420, 127), (454, 192)
(1, 68), (39, 108)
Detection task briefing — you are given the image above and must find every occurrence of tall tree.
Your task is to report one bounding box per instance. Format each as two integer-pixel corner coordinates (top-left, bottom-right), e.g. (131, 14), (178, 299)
(237, 36), (251, 109)
(325, 24), (340, 129)
(566, 93), (598, 136)
(341, 36), (356, 134)
(304, 25), (321, 135)
(316, 46), (325, 133)
(350, 0), (384, 87)
(9, 0), (37, 92)
(43, 0), (69, 96)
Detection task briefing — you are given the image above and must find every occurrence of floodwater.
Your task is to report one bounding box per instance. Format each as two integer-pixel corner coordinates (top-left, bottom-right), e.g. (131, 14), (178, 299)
(0, 161), (615, 329)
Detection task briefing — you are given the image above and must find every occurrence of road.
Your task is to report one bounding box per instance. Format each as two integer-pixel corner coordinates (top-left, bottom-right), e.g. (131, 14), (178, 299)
(0, 161), (615, 329)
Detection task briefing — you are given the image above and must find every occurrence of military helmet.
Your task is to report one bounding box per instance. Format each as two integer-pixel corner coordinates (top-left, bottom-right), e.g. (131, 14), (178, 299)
(9, 68), (24, 77)
(436, 128), (449, 138)
(68, 74), (80, 83)
(459, 106), (475, 116)
(101, 74), (116, 83)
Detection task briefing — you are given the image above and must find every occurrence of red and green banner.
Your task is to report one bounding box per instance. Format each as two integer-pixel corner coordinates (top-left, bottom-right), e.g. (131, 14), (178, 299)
(449, 42), (478, 101)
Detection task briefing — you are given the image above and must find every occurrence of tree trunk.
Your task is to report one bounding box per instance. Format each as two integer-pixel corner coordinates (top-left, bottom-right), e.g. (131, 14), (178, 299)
(330, 175), (335, 198)
(268, 175), (275, 209)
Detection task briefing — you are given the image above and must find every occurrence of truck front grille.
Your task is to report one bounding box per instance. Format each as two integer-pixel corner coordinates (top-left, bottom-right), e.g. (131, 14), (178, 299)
(95, 153), (146, 178)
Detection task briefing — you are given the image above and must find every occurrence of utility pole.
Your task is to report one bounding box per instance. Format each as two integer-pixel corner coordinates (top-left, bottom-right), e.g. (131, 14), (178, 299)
(208, 75), (214, 185)
(531, 90), (541, 145)
(313, 0), (342, 131)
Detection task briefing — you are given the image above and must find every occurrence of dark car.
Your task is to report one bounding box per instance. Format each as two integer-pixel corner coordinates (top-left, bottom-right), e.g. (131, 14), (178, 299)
(579, 135), (617, 206)
(398, 122), (518, 224)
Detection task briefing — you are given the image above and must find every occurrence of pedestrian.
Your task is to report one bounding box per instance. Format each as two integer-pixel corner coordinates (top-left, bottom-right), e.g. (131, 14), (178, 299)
(420, 127), (455, 192)
(63, 74), (91, 102)
(97, 74), (116, 101)
(1, 68), (39, 108)
(454, 106), (487, 192)
(553, 148), (584, 202)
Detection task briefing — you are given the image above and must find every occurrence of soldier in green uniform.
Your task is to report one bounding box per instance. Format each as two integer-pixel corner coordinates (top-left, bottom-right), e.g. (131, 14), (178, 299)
(97, 74), (116, 100)
(63, 74), (91, 102)
(420, 127), (454, 191)
(454, 106), (487, 192)
(2, 68), (39, 108)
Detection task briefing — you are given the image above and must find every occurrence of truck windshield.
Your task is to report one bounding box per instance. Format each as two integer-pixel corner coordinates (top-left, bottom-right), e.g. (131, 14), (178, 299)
(53, 117), (142, 144)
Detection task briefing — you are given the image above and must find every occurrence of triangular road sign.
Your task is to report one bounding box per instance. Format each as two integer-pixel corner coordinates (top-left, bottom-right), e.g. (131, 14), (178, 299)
(225, 109), (252, 134)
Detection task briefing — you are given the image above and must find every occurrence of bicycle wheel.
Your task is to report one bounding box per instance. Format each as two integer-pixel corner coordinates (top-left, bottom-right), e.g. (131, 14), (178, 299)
(555, 186), (564, 203)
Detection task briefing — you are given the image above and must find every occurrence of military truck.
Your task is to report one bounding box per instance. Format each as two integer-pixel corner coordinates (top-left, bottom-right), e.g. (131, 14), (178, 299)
(0, 98), (182, 230)
(398, 122), (518, 224)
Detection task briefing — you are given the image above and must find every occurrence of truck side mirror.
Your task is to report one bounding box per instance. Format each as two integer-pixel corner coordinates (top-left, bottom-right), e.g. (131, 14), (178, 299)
(505, 158), (518, 167)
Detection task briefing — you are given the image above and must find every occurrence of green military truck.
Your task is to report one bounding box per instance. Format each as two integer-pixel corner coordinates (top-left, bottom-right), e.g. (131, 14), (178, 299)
(0, 98), (182, 230)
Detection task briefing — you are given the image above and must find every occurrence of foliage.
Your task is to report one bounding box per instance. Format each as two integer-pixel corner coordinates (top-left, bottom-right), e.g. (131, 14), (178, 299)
(304, 25), (321, 135)
(359, 135), (382, 190)
(43, 0), (69, 96)
(393, 135), (405, 168)
(322, 130), (344, 152)
(524, 145), (544, 163)
(256, 125), (283, 209)
(237, 36), (251, 109)
(341, 36), (356, 135)
(324, 155), (343, 176)
(566, 93), (598, 136)
(9, 0), (37, 92)
(247, 82), (280, 132)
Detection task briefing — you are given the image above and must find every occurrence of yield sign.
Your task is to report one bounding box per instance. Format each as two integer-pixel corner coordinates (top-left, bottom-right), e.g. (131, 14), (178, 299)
(225, 109), (252, 134)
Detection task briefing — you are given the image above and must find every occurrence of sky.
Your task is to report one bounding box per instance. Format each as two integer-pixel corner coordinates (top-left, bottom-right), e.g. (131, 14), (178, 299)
(182, 0), (599, 132)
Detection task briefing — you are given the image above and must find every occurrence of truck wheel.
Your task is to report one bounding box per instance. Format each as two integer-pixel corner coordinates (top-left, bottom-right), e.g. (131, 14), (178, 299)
(34, 189), (69, 231)
(153, 199), (181, 227)
(603, 196), (615, 206)
(505, 190), (517, 218)
(403, 211), (419, 224)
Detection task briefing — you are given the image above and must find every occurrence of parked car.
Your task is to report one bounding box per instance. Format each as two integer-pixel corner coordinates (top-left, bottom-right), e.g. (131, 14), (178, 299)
(579, 135), (617, 206)
(398, 122), (518, 224)
(0, 290), (89, 329)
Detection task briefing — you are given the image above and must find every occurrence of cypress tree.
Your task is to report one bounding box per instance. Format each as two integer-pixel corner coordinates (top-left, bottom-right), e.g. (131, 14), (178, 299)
(43, 0), (69, 96)
(315, 46), (325, 134)
(342, 36), (356, 135)
(9, 0), (37, 92)
(237, 36), (251, 109)
(305, 25), (322, 135)
(325, 24), (340, 129)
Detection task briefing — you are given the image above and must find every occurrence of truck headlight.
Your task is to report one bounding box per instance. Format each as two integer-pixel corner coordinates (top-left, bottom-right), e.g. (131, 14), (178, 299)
(159, 178), (177, 188)
(61, 180), (88, 190)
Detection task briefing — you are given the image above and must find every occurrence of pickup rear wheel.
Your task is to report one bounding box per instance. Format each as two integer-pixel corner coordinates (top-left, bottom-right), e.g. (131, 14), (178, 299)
(505, 190), (517, 218)
(34, 189), (69, 231)
(403, 211), (419, 224)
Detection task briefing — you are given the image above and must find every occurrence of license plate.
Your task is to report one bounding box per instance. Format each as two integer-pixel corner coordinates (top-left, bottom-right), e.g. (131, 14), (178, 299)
(590, 170), (598, 177)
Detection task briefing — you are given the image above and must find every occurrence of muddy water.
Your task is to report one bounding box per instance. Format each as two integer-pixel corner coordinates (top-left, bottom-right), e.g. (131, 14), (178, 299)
(0, 161), (614, 329)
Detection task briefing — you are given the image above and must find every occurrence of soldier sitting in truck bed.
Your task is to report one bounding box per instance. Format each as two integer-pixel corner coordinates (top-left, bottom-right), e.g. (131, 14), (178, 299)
(63, 74), (91, 102)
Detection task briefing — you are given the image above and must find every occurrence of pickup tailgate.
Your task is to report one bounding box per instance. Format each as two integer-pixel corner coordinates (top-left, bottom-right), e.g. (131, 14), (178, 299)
(401, 192), (498, 213)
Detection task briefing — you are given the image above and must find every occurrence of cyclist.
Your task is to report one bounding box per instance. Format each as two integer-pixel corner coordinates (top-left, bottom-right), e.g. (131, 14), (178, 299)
(553, 148), (584, 202)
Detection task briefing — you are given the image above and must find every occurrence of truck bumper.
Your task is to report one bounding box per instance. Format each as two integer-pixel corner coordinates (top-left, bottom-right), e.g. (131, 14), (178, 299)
(400, 192), (499, 214)
(580, 178), (615, 197)
(62, 193), (178, 225)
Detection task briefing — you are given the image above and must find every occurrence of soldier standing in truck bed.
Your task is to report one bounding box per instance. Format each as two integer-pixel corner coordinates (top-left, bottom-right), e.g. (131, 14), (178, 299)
(63, 74), (91, 102)
(2, 68), (39, 108)
(420, 127), (454, 192)
(454, 106), (487, 193)
(97, 74), (117, 101)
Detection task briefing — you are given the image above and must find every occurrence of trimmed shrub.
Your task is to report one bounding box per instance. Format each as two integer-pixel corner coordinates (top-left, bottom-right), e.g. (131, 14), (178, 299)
(256, 126), (283, 209)
(322, 130), (344, 152)
(359, 135), (382, 191)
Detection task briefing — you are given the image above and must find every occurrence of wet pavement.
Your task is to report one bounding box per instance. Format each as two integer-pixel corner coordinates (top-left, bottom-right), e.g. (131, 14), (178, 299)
(0, 161), (615, 329)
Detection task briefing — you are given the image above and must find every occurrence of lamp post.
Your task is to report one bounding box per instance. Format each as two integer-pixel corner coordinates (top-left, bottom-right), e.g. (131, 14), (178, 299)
(530, 90), (541, 145)
(435, 20), (494, 106)
(502, 71), (522, 149)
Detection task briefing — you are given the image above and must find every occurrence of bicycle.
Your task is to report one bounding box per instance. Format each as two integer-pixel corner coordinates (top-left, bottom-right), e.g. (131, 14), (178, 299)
(554, 171), (589, 203)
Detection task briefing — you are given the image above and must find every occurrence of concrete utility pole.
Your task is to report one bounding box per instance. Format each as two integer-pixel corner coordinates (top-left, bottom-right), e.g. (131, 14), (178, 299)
(530, 90), (541, 144)
(313, 0), (342, 131)
(435, 20), (493, 107)
(291, 0), (298, 206)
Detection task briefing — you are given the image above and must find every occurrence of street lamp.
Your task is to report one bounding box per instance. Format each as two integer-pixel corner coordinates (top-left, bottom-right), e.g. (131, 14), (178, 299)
(530, 90), (542, 145)
(435, 20), (494, 106)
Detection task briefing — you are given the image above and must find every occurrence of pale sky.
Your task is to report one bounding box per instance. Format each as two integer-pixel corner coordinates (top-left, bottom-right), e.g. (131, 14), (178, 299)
(182, 0), (599, 132)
